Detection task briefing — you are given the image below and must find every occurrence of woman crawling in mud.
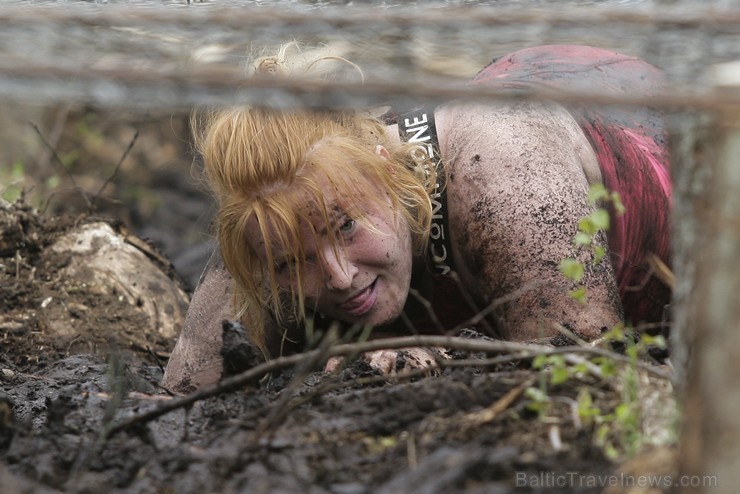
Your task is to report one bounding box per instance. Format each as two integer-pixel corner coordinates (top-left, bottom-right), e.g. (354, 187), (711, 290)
(162, 45), (672, 394)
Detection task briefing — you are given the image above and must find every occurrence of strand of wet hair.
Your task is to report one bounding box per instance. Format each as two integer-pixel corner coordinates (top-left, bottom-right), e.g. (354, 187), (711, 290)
(104, 334), (672, 439)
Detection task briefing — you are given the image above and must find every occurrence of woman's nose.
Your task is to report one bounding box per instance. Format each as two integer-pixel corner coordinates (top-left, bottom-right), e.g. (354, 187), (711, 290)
(321, 247), (357, 291)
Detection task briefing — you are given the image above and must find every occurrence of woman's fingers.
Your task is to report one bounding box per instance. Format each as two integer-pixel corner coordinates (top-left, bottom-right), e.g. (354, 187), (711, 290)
(324, 348), (450, 375)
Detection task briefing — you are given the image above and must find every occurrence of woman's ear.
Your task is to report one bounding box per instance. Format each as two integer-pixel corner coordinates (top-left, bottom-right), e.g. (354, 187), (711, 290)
(375, 145), (391, 160)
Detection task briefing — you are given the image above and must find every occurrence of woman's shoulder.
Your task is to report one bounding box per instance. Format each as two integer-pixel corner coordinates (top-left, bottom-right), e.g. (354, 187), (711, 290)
(435, 100), (586, 162)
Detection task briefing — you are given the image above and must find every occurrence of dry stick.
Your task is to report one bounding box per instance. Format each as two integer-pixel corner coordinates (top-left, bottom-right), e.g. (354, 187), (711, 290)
(646, 253), (677, 290)
(252, 348), (451, 437)
(459, 377), (536, 432)
(253, 294), (485, 437)
(30, 122), (92, 211)
(446, 270), (499, 338)
(297, 336), (666, 390)
(256, 326), (342, 435)
(39, 105), (72, 173)
(90, 129), (140, 213)
(451, 280), (546, 334)
(105, 335), (671, 438)
(441, 345), (671, 380)
(406, 287), (445, 333)
(255, 362), (531, 439)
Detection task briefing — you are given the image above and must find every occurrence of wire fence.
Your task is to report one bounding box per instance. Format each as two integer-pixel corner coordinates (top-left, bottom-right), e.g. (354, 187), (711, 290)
(0, 1), (739, 111)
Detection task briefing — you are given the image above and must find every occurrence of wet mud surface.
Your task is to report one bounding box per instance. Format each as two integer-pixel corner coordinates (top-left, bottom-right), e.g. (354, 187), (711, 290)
(0, 199), (677, 494)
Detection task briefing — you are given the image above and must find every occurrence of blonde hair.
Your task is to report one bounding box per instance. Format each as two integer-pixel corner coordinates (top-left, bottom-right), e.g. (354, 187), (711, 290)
(251, 41), (364, 82)
(193, 107), (438, 354)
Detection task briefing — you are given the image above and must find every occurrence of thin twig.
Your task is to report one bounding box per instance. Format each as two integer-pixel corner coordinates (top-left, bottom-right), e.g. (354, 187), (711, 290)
(447, 270), (499, 338)
(39, 104), (72, 172)
(459, 377), (536, 432)
(91, 129), (139, 213)
(30, 121), (92, 210)
(451, 280), (546, 334)
(106, 335), (671, 438)
(440, 345), (671, 380)
(255, 325), (342, 435)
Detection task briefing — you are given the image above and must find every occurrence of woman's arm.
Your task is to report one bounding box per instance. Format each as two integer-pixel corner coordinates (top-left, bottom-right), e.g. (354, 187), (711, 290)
(161, 248), (233, 394)
(438, 101), (623, 342)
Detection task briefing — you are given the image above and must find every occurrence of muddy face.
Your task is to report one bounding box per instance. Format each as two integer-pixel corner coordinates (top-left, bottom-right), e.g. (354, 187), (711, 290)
(246, 188), (415, 328)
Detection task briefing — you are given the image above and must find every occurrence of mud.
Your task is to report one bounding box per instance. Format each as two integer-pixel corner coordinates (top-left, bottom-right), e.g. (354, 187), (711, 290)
(0, 198), (684, 494)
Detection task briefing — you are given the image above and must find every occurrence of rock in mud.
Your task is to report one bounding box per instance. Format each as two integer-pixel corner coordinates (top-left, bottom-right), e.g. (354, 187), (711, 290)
(42, 221), (189, 343)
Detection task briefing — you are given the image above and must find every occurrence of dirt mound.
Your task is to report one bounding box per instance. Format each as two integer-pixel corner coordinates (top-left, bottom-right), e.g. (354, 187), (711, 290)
(0, 200), (678, 493)
(0, 197), (187, 371)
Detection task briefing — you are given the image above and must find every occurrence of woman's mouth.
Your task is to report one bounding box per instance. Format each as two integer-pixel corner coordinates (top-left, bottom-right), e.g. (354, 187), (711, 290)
(339, 279), (378, 317)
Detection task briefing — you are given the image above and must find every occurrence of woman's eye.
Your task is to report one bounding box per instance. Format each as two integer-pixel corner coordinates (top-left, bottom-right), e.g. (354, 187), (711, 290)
(275, 260), (290, 274)
(339, 218), (356, 234)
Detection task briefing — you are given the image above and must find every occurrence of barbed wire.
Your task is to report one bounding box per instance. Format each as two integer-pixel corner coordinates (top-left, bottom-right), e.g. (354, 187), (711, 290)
(0, 3), (738, 111)
(1, 58), (739, 112)
(2, 4), (739, 29)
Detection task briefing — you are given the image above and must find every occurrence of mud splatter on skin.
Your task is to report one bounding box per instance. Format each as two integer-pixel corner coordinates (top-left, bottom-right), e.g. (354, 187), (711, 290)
(438, 101), (623, 341)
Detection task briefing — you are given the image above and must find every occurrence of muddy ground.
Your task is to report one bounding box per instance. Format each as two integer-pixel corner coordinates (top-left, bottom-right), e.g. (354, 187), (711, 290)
(0, 109), (679, 493)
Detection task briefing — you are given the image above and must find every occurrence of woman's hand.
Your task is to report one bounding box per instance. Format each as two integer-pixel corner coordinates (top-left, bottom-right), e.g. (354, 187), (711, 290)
(325, 347), (450, 376)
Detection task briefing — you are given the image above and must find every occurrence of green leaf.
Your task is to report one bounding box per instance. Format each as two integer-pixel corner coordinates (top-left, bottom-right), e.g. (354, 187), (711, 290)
(604, 443), (620, 460)
(589, 208), (610, 231)
(572, 362), (589, 375)
(578, 217), (598, 235)
(593, 246), (607, 263)
(593, 357), (617, 378)
(551, 366), (570, 385)
(569, 287), (588, 304)
(588, 183), (609, 205)
(11, 160), (25, 178)
(610, 191), (626, 215)
(615, 403), (635, 423)
(532, 354), (548, 370)
(525, 386), (547, 400)
(573, 232), (592, 246)
(577, 388), (592, 409)
(595, 423), (611, 444)
(46, 175), (61, 189)
(559, 259), (584, 282)
(603, 325), (625, 341)
(640, 334), (667, 349)
(60, 150), (80, 169)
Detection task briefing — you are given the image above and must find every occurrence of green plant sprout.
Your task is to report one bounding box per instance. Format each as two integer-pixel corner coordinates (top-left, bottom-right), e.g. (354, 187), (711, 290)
(527, 185), (674, 460)
(0, 159), (27, 202)
(526, 327), (670, 460)
(559, 183), (625, 304)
